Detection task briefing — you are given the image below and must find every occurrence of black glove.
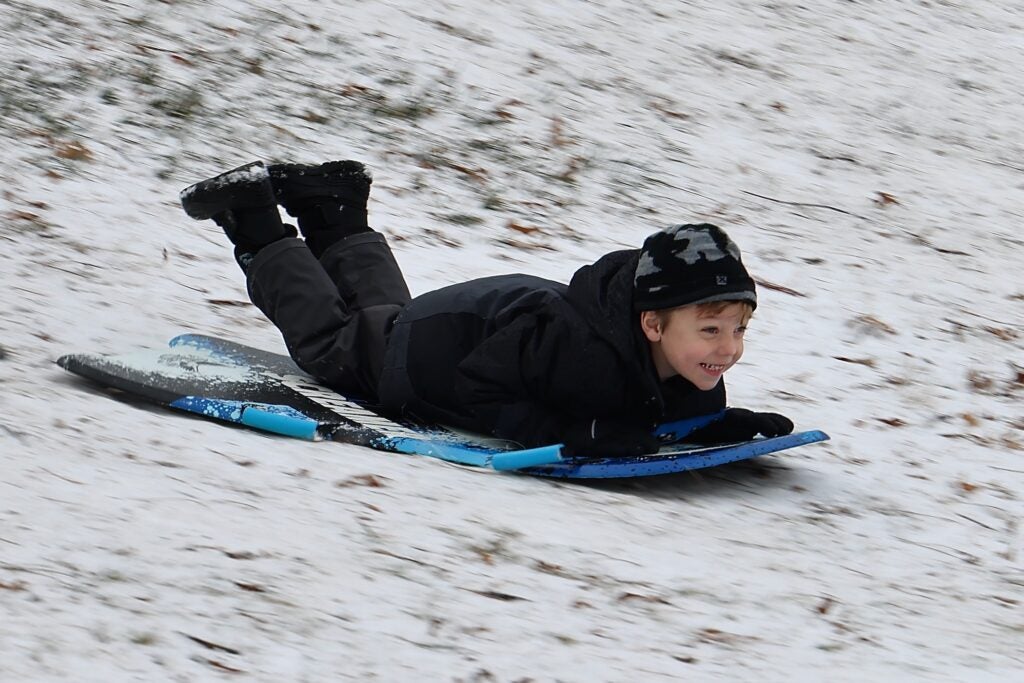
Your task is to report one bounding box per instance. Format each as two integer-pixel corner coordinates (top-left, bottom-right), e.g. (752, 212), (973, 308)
(562, 417), (660, 458)
(686, 408), (793, 444)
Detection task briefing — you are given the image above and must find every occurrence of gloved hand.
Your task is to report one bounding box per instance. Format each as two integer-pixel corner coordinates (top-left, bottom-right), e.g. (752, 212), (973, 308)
(562, 417), (660, 458)
(686, 408), (794, 444)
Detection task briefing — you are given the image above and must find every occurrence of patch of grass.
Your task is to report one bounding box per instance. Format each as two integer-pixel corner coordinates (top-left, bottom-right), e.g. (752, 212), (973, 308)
(371, 98), (434, 120)
(130, 632), (159, 646)
(442, 213), (484, 226)
(483, 194), (504, 210)
(132, 59), (161, 87)
(150, 89), (204, 120)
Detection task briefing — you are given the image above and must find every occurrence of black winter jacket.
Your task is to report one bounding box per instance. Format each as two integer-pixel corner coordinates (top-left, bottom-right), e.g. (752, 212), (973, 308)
(378, 249), (726, 447)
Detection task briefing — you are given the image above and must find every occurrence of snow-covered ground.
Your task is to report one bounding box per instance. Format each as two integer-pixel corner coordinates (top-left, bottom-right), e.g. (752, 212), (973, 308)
(2, 0), (1023, 679)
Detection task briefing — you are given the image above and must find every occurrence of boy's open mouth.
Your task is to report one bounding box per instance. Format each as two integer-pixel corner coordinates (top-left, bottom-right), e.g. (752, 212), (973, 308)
(700, 363), (727, 372)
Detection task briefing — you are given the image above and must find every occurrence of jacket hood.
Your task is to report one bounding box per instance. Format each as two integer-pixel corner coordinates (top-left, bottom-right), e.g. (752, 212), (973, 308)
(567, 249), (638, 348)
(566, 249), (662, 391)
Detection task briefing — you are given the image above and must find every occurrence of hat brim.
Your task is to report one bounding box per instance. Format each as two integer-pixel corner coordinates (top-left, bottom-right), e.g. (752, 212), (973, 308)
(634, 288), (757, 312)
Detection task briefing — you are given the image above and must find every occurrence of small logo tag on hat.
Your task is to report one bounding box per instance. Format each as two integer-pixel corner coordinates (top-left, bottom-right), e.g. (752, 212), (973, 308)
(716, 275), (728, 285)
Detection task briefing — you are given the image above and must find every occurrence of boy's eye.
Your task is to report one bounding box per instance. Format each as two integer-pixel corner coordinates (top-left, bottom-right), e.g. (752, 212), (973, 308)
(701, 327), (719, 334)
(736, 326), (747, 335)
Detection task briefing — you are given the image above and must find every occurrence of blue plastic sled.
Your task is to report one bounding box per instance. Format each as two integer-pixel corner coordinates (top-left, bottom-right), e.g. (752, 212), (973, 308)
(57, 334), (830, 479)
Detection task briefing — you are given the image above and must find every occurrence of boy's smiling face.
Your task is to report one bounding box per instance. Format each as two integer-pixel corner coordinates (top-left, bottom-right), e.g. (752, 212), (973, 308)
(640, 302), (752, 388)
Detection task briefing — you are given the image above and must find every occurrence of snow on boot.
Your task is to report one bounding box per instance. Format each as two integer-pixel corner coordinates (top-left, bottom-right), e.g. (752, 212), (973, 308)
(179, 161), (293, 261)
(179, 161), (276, 221)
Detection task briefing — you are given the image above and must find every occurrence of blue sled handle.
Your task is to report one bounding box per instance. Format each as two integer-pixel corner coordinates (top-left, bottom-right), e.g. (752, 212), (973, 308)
(239, 406), (320, 440)
(171, 396), (321, 441)
(491, 444), (565, 471)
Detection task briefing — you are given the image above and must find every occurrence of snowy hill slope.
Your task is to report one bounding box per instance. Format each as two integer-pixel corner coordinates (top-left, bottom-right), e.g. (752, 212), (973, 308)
(2, 0), (1022, 679)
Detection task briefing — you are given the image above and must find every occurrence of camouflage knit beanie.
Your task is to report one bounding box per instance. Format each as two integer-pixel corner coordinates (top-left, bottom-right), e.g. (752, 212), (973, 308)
(633, 223), (757, 311)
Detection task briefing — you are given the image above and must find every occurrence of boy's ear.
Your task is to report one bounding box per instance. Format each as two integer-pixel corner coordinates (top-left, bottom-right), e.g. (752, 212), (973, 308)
(639, 310), (662, 342)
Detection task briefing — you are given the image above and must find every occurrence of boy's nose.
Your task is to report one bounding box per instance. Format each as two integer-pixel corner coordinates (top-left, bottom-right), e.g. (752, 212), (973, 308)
(718, 336), (739, 356)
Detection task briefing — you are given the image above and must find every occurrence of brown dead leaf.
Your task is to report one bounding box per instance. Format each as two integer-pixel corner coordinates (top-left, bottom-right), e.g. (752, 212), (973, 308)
(878, 417), (907, 427)
(834, 356), (877, 368)
(650, 100), (691, 120)
(695, 627), (752, 645)
(967, 370), (994, 391)
(234, 582), (266, 593)
(960, 481), (978, 493)
(875, 191), (899, 207)
(55, 140), (93, 161)
(335, 474), (386, 488)
(446, 162), (488, 182)
(557, 156), (586, 182)
(534, 560), (564, 575)
(223, 550), (258, 560)
(550, 116), (569, 147)
(206, 659), (244, 674)
(301, 111), (328, 124)
(754, 278), (807, 297)
(618, 592), (671, 605)
(984, 326), (1018, 341)
(7, 210), (41, 223)
(507, 221), (542, 235)
(850, 314), (897, 335)
(470, 589), (527, 602)
(337, 83), (372, 97)
(962, 413), (980, 427)
(816, 597), (835, 614)
(0, 580), (28, 591)
(492, 106), (515, 121)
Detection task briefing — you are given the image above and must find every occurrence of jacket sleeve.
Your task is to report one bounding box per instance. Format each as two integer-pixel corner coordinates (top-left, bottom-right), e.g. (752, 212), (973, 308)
(452, 312), (610, 448)
(457, 327), (730, 448)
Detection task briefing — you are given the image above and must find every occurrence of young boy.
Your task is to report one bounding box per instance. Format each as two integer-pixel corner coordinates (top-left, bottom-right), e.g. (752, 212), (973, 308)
(180, 160), (793, 456)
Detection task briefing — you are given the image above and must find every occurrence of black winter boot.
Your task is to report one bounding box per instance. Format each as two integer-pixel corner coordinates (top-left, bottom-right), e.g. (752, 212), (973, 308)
(180, 161), (275, 221)
(267, 160), (372, 256)
(179, 161), (294, 259)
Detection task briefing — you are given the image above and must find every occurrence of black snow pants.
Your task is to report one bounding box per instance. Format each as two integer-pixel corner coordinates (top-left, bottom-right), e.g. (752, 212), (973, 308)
(244, 232), (412, 400)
